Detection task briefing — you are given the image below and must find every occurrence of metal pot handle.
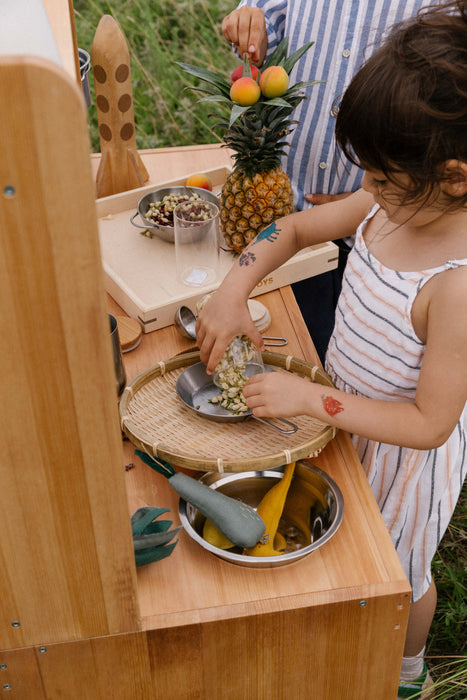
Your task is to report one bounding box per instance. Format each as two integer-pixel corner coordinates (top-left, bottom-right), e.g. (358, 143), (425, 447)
(263, 336), (288, 346)
(130, 212), (151, 229)
(251, 415), (298, 434)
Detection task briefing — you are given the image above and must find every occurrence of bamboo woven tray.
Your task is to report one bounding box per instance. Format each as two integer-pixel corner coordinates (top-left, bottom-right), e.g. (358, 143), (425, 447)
(120, 350), (337, 472)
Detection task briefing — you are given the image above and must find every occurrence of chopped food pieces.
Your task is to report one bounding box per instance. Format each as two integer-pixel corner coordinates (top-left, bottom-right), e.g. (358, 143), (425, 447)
(145, 192), (204, 227)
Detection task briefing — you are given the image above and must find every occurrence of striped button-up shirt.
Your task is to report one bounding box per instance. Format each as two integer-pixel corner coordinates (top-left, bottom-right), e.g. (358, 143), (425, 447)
(238, 0), (433, 210)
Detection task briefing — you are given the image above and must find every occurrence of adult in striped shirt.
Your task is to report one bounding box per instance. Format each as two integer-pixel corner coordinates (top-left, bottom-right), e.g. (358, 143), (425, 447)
(222, 0), (436, 362)
(201, 5), (467, 697)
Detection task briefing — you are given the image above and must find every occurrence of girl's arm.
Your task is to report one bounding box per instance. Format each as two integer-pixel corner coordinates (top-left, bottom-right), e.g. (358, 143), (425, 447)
(197, 189), (372, 373)
(243, 266), (467, 450)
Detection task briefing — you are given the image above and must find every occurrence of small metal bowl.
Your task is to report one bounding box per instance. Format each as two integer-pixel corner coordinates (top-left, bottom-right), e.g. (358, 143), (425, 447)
(178, 461), (344, 568)
(130, 186), (219, 243)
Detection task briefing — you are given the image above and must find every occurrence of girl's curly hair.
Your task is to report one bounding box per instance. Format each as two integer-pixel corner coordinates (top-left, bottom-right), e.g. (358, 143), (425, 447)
(335, 1), (467, 208)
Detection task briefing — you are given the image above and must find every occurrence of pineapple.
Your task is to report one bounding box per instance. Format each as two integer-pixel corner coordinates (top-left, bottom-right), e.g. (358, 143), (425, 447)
(179, 40), (320, 253)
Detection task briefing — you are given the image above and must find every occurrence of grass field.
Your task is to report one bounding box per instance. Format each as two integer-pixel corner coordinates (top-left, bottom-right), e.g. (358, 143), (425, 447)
(74, 0), (238, 152)
(74, 2), (466, 697)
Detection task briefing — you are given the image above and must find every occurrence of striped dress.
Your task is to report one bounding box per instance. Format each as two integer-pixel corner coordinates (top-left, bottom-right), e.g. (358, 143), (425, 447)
(325, 206), (467, 601)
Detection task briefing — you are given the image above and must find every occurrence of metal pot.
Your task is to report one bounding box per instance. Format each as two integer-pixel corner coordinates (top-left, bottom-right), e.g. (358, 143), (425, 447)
(178, 461), (344, 568)
(130, 186), (220, 243)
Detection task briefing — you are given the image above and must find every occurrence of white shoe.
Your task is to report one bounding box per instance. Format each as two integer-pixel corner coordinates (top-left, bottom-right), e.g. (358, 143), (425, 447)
(397, 662), (434, 699)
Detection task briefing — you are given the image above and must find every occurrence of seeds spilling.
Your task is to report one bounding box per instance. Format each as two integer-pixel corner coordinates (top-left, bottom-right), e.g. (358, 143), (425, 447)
(210, 336), (262, 414)
(210, 364), (250, 414)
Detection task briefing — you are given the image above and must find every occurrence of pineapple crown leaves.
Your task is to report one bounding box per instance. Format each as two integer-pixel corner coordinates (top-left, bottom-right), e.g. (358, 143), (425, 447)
(177, 37), (322, 129)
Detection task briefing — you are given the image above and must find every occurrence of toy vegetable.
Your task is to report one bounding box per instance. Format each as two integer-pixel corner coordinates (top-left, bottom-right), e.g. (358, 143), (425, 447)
(135, 450), (266, 549)
(131, 506), (181, 566)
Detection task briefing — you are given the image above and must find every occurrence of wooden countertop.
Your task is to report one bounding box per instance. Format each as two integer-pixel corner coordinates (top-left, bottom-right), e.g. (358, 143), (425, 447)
(109, 286), (410, 632)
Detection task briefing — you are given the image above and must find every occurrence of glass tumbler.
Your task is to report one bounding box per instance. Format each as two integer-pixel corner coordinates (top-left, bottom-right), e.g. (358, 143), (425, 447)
(174, 200), (220, 287)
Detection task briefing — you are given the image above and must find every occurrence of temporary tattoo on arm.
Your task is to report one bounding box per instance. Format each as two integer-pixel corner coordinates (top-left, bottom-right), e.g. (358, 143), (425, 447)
(321, 394), (344, 417)
(239, 222), (281, 266)
(252, 222), (281, 245)
(239, 250), (256, 267)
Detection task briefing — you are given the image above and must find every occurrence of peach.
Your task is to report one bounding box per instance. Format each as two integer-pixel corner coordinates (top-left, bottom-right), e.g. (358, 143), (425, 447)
(259, 65), (289, 98)
(230, 76), (261, 106)
(230, 63), (260, 84)
(186, 173), (213, 191)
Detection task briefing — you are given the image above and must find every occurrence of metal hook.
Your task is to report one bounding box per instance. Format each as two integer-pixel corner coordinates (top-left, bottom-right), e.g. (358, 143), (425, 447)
(263, 336), (288, 347)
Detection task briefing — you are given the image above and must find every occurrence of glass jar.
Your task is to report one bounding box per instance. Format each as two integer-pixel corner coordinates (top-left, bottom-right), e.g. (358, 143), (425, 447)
(213, 336), (264, 389)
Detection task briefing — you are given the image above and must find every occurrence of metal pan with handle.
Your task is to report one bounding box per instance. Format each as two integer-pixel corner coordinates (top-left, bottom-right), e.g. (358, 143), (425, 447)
(176, 362), (298, 435)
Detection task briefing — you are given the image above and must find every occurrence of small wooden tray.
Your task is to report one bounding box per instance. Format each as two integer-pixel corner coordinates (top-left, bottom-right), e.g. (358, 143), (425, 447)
(120, 350), (337, 472)
(96, 166), (338, 333)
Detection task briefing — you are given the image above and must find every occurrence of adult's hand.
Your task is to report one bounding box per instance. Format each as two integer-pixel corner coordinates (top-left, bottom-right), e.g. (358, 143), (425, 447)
(221, 7), (268, 65)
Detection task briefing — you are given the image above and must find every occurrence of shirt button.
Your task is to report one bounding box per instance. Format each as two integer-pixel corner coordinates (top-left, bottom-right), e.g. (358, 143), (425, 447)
(342, 48), (351, 58)
(330, 107), (339, 118)
(319, 162), (327, 169)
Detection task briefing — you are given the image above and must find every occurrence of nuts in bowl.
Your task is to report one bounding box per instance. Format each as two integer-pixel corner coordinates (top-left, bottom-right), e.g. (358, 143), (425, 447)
(130, 186), (220, 243)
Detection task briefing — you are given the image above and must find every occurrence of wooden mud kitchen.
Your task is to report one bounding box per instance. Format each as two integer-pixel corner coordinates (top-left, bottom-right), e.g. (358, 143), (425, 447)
(0, 2), (411, 698)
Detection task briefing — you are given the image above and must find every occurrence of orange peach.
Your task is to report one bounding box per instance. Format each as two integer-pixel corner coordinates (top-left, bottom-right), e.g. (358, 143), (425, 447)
(259, 65), (289, 98)
(230, 76), (261, 106)
(230, 64), (260, 84)
(185, 173), (213, 191)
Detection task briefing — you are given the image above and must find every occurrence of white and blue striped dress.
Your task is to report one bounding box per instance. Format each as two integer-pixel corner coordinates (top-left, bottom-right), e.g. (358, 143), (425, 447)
(237, 0), (433, 208)
(325, 206), (467, 601)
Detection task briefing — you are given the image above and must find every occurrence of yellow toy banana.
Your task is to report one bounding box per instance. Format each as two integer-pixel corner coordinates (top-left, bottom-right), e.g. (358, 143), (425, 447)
(244, 461), (296, 557)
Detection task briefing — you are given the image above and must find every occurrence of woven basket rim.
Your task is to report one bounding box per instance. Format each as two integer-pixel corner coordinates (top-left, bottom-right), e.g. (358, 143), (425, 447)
(120, 350), (337, 472)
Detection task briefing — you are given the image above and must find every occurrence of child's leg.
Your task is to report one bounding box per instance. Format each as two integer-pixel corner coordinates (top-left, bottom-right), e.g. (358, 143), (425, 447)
(398, 581), (437, 698)
(404, 579), (437, 655)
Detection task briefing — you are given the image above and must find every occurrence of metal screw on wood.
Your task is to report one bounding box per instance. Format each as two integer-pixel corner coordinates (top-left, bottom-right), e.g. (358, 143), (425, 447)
(11, 621), (20, 627)
(3, 684), (11, 690)
(359, 600), (367, 607)
(3, 186), (15, 197)
(0, 665), (7, 670)
(39, 647), (47, 653)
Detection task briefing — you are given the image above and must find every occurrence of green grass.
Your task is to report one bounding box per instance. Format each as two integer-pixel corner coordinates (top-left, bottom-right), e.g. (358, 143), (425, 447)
(426, 485), (467, 698)
(74, 3), (466, 693)
(74, 0), (238, 152)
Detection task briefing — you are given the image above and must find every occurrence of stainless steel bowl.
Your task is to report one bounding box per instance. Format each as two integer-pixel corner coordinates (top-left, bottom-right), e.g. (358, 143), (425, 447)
(130, 186), (219, 243)
(178, 461), (344, 568)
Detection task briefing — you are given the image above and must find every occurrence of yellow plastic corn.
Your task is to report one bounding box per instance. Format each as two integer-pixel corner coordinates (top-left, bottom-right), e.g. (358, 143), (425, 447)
(203, 517), (235, 549)
(203, 521), (288, 552)
(244, 461), (296, 556)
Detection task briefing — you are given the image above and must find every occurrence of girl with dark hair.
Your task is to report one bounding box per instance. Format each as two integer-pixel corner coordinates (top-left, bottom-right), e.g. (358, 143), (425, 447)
(197, 4), (467, 697)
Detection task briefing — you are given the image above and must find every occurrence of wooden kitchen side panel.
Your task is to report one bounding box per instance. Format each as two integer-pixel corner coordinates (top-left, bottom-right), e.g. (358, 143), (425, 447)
(2, 629), (203, 700)
(0, 647), (44, 699)
(200, 593), (409, 700)
(36, 634), (153, 699)
(0, 592), (408, 700)
(0, 56), (139, 649)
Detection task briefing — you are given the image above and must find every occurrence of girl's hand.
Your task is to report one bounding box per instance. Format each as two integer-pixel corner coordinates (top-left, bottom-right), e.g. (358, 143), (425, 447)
(221, 7), (268, 65)
(196, 291), (264, 374)
(243, 372), (314, 418)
